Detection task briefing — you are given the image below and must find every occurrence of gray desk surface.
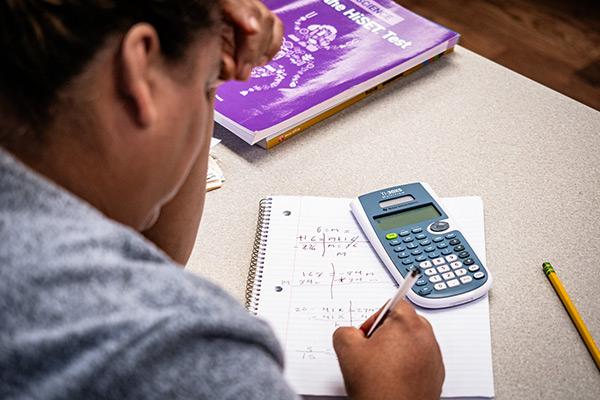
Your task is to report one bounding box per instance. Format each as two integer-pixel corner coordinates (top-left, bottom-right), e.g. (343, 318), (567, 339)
(187, 46), (600, 399)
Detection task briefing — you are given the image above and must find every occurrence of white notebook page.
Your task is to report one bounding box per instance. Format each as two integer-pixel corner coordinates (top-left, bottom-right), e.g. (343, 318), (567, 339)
(254, 196), (494, 398)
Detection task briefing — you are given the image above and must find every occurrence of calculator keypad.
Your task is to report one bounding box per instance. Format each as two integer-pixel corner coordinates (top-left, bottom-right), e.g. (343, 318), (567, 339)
(385, 230), (487, 297)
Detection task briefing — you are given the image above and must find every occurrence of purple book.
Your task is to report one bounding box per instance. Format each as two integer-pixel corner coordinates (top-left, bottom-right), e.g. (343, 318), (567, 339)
(215, 0), (459, 145)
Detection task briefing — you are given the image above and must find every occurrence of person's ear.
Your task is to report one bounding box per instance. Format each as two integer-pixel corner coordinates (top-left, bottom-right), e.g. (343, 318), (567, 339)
(118, 23), (162, 128)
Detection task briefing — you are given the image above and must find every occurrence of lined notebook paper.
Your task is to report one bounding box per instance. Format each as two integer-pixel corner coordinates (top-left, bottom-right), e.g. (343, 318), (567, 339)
(247, 196), (494, 398)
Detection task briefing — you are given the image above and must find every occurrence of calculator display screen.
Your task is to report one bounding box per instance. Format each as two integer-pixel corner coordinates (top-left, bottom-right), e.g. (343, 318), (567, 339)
(375, 204), (441, 230)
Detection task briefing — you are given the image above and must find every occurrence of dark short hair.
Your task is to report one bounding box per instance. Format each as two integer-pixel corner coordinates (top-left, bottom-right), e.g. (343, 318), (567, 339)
(0, 0), (219, 138)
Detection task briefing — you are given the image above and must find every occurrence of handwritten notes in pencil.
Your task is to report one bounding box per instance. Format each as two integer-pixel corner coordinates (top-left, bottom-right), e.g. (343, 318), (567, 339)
(253, 196), (494, 398)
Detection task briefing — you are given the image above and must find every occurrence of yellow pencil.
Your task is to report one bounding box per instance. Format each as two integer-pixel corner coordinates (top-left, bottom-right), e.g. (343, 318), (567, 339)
(543, 262), (600, 370)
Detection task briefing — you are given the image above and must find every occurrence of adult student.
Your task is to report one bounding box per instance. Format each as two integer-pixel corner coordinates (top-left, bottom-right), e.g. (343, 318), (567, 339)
(0, 1), (444, 399)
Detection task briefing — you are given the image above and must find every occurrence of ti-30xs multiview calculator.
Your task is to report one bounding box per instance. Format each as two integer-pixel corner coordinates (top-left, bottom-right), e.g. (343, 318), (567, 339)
(350, 182), (492, 309)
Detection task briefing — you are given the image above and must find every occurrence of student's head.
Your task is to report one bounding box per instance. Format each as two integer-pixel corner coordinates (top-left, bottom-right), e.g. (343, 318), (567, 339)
(0, 0), (222, 230)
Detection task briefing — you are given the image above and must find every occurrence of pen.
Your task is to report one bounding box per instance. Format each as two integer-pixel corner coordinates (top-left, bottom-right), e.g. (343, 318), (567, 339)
(367, 267), (420, 338)
(543, 262), (600, 370)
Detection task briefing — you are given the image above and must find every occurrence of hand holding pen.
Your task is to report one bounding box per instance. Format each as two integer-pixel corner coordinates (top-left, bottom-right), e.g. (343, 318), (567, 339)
(333, 268), (445, 400)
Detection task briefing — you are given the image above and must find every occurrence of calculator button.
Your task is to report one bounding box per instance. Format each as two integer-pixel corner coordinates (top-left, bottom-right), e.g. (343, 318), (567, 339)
(447, 279), (460, 288)
(460, 276), (473, 284)
(399, 230), (410, 237)
(389, 239), (402, 246)
(386, 232), (399, 240)
(449, 239), (461, 246)
(445, 233), (457, 239)
(411, 227), (423, 234)
(441, 248), (452, 256)
(436, 242), (448, 249)
(432, 257), (445, 266)
(445, 254), (458, 263)
(450, 261), (463, 269)
(429, 275), (442, 283)
(463, 258), (475, 266)
(407, 243), (418, 249)
(453, 245), (465, 252)
(434, 282), (448, 291)
(432, 236), (444, 243)
(411, 249), (423, 256)
(437, 265), (451, 273)
(419, 287), (432, 295)
(419, 240), (432, 247)
(424, 268), (436, 276)
(402, 259), (414, 265)
(393, 245), (406, 252)
(420, 261), (432, 269)
(442, 271), (456, 280)
(416, 278), (428, 286)
(430, 221), (449, 232)
(415, 233), (427, 240)
(402, 236), (414, 243)
(474, 271), (485, 280)
(458, 251), (470, 259)
(468, 264), (480, 272)
(428, 252), (440, 259)
(415, 255), (427, 262)
(455, 268), (467, 277)
(424, 246), (435, 253)
(397, 252), (410, 259)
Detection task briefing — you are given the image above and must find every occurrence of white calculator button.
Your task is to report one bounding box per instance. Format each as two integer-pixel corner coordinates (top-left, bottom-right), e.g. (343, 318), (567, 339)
(434, 282), (447, 291)
(442, 271), (456, 280)
(450, 261), (463, 270)
(445, 254), (458, 263)
(447, 279), (460, 288)
(436, 265), (450, 273)
(474, 271), (485, 279)
(455, 268), (467, 277)
(460, 276), (473, 284)
(424, 268), (437, 276)
(468, 264), (480, 272)
(429, 275), (442, 283)
(420, 261), (433, 269)
(432, 257), (445, 266)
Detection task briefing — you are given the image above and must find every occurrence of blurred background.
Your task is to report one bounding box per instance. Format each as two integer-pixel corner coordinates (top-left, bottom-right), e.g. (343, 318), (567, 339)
(398, 0), (600, 110)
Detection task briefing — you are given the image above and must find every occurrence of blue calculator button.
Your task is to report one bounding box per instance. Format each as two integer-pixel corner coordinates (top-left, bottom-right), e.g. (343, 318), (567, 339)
(419, 286), (432, 295)
(441, 248), (452, 256)
(411, 249), (423, 256)
(445, 233), (457, 239)
(397, 252), (410, 259)
(428, 251), (440, 259)
(389, 239), (402, 246)
(453, 245), (465, 252)
(399, 230), (411, 237)
(464, 258), (475, 265)
(458, 251), (470, 259)
(415, 233), (427, 240)
(407, 243), (418, 249)
(402, 236), (414, 243)
(393, 246), (406, 252)
(415, 255), (427, 262)
(419, 239), (431, 246)
(449, 239), (461, 246)
(416, 278), (428, 286)
(423, 246), (435, 253)
(437, 242), (448, 249)
(412, 228), (423, 234)
(402, 259), (413, 265)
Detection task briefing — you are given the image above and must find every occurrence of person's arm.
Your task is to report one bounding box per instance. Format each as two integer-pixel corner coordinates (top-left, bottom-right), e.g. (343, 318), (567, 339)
(333, 300), (445, 400)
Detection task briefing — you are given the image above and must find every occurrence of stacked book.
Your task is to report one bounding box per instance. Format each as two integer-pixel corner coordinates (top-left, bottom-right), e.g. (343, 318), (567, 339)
(215, 0), (459, 149)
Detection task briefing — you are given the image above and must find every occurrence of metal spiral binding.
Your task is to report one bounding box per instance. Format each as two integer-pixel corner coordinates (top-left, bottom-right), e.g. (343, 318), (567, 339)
(245, 197), (273, 314)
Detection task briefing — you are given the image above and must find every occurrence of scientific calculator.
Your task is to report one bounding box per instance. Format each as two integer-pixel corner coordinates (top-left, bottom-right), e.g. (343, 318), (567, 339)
(350, 182), (492, 309)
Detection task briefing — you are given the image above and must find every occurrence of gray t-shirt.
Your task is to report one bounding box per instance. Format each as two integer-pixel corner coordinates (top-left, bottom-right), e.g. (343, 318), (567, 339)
(0, 148), (297, 399)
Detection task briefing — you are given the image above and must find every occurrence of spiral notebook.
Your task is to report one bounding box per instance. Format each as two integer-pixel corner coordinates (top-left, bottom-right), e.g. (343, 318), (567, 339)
(246, 196), (495, 399)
